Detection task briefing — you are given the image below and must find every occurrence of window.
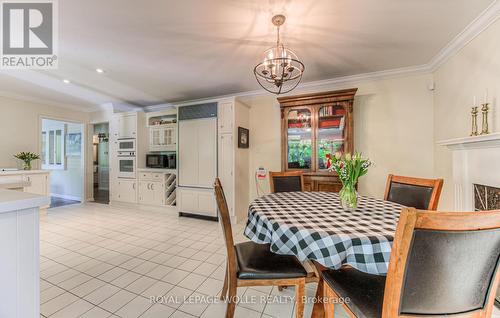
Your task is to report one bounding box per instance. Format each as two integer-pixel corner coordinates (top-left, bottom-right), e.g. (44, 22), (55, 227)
(42, 123), (66, 170)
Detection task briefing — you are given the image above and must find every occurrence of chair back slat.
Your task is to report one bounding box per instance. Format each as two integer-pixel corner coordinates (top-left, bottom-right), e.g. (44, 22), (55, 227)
(383, 208), (500, 318)
(214, 178), (237, 275)
(384, 174), (443, 210)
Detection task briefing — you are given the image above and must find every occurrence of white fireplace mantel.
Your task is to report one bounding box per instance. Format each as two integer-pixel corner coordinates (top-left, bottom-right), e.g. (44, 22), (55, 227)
(437, 132), (500, 150)
(438, 132), (500, 211)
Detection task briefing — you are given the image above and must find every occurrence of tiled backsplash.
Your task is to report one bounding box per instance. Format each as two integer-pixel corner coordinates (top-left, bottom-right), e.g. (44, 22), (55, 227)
(474, 184), (500, 211)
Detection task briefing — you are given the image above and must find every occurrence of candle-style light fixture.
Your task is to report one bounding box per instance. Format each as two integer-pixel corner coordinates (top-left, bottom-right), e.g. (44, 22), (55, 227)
(254, 14), (305, 95)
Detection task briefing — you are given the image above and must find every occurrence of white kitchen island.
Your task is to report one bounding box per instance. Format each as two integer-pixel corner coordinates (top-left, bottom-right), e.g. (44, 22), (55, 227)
(0, 189), (49, 318)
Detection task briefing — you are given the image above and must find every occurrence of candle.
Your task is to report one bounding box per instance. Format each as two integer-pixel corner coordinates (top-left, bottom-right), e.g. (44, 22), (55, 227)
(484, 89), (488, 104)
(473, 96), (477, 106)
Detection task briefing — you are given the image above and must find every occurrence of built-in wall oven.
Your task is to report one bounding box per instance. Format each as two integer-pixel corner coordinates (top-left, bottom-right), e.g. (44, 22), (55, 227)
(118, 151), (136, 179)
(118, 138), (136, 152)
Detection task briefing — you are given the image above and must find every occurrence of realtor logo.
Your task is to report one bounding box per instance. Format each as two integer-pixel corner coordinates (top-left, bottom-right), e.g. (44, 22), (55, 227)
(1, 0), (58, 69)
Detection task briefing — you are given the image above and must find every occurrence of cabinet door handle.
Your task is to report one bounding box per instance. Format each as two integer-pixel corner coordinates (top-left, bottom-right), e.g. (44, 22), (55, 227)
(147, 183), (151, 190)
(133, 183), (135, 190)
(151, 183), (154, 190)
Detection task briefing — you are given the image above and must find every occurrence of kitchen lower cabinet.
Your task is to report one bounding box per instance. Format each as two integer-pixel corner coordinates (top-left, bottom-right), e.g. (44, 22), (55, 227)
(115, 179), (137, 203)
(177, 188), (216, 219)
(138, 181), (164, 206)
(23, 173), (49, 196)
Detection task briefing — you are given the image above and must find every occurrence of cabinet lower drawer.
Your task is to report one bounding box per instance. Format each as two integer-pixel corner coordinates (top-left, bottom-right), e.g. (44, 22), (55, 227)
(303, 173), (342, 193)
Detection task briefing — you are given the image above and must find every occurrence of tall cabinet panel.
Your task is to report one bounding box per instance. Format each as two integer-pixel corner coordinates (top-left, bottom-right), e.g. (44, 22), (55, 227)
(177, 103), (218, 219)
(197, 119), (217, 187)
(178, 120), (200, 187)
(218, 134), (234, 216)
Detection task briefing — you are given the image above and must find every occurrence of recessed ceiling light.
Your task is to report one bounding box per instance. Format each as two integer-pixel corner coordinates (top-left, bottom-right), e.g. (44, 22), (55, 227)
(62, 79), (71, 84)
(96, 68), (105, 73)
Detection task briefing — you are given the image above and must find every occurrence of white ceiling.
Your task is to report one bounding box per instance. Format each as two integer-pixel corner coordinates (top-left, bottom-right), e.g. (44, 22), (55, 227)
(0, 0), (496, 111)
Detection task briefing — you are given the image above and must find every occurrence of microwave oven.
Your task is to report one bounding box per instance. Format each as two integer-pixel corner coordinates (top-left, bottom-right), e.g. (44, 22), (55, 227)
(118, 138), (136, 152)
(146, 154), (176, 169)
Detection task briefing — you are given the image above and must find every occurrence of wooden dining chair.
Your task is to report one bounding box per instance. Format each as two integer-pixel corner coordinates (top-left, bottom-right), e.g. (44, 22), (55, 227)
(269, 171), (304, 193)
(214, 178), (307, 318)
(384, 174), (444, 210)
(322, 208), (500, 318)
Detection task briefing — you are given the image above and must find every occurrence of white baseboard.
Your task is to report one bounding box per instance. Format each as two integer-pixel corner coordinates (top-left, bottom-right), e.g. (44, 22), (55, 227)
(50, 193), (81, 201)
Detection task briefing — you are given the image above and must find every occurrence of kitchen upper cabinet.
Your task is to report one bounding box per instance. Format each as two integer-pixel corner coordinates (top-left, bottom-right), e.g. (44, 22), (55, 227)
(117, 114), (137, 139)
(149, 124), (176, 152)
(23, 173), (49, 196)
(115, 179), (137, 203)
(218, 101), (234, 134)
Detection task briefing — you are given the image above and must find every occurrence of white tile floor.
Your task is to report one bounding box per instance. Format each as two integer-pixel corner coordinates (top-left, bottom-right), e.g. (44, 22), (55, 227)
(40, 203), (500, 318)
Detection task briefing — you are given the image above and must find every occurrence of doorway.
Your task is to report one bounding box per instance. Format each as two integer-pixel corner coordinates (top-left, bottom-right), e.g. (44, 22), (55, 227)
(92, 123), (110, 204)
(41, 118), (84, 208)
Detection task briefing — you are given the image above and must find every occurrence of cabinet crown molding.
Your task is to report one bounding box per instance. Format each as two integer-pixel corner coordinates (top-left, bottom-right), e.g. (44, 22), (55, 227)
(278, 88), (358, 108)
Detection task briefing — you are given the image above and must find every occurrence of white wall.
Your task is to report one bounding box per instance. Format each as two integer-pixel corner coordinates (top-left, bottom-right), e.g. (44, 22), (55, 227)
(0, 96), (89, 169)
(433, 18), (500, 210)
(243, 73), (436, 201)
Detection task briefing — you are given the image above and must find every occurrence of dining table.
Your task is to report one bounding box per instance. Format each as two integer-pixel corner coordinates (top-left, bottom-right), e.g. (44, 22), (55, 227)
(244, 191), (406, 317)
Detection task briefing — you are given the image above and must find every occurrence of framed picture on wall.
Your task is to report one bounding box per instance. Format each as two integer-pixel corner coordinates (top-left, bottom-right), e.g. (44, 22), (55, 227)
(66, 133), (82, 156)
(238, 127), (249, 148)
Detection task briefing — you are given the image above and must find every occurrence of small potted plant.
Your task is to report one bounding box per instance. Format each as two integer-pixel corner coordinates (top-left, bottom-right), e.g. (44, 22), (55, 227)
(329, 152), (372, 211)
(14, 152), (40, 170)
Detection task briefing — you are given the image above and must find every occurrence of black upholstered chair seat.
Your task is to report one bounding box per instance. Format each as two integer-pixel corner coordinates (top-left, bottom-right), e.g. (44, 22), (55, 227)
(323, 267), (386, 318)
(235, 241), (307, 280)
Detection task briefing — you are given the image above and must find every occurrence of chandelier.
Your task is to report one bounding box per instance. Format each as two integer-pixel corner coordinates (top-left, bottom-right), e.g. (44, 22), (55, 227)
(254, 15), (305, 95)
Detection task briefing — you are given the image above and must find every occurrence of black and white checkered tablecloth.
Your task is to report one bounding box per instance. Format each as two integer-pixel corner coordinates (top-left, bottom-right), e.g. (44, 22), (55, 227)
(244, 192), (405, 275)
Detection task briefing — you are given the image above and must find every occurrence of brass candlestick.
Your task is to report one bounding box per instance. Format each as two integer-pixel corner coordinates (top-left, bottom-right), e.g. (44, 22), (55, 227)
(470, 106), (479, 136)
(480, 103), (490, 135)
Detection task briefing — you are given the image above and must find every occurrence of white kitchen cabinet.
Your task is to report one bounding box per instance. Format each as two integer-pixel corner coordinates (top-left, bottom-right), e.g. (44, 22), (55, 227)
(117, 114), (137, 139)
(138, 181), (154, 204)
(177, 188), (216, 218)
(178, 118), (216, 188)
(115, 179), (137, 203)
(149, 124), (176, 152)
(218, 101), (234, 134)
(23, 173), (49, 196)
(137, 171), (176, 206)
(218, 134), (234, 215)
(138, 181), (164, 206)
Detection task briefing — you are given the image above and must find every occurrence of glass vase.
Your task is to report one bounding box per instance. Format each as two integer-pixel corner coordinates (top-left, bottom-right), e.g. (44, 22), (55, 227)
(23, 161), (32, 170)
(339, 183), (358, 211)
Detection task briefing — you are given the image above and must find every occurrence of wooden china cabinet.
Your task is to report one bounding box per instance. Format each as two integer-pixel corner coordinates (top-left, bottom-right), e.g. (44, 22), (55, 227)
(278, 88), (357, 192)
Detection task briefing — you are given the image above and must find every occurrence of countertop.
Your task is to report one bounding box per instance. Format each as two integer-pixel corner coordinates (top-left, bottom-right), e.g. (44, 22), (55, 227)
(137, 168), (176, 174)
(0, 189), (50, 213)
(0, 169), (50, 176)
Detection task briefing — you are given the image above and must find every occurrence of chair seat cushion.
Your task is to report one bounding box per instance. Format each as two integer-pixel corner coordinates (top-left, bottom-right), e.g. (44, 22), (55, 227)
(323, 267), (386, 318)
(235, 241), (307, 280)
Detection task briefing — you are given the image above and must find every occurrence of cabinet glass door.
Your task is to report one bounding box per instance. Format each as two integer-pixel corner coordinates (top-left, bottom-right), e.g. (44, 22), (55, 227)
(317, 104), (346, 170)
(287, 109), (312, 169)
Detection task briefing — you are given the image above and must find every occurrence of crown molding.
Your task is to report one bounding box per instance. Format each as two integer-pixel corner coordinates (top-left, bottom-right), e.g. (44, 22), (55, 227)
(428, 0), (500, 71)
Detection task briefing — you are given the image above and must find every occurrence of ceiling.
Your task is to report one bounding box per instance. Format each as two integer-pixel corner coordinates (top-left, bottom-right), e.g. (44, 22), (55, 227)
(0, 0), (496, 111)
